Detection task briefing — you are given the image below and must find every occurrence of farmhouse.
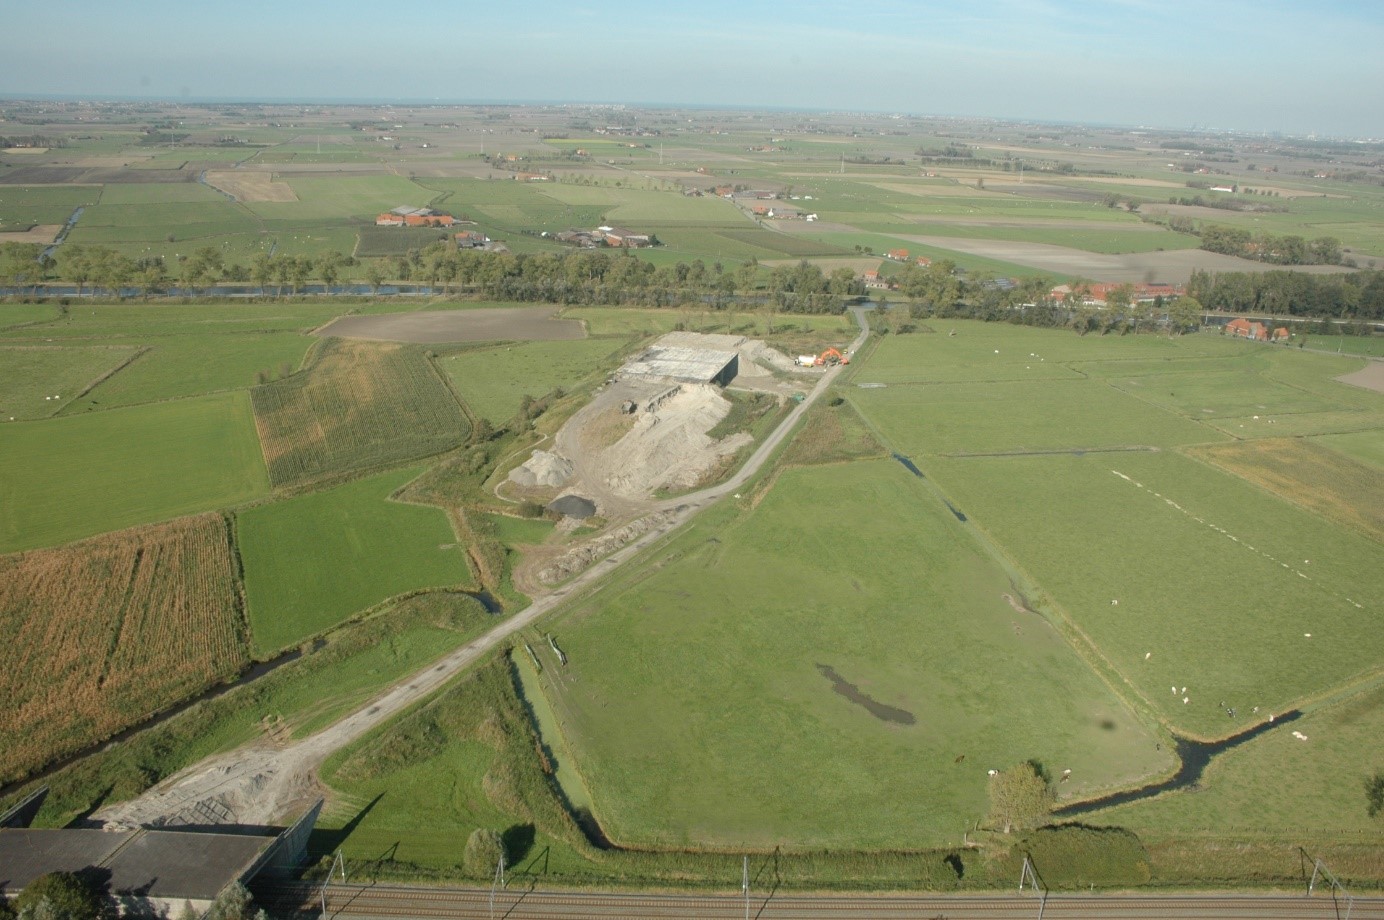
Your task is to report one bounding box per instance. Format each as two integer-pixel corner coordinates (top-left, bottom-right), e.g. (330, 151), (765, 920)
(554, 229), (600, 248)
(1051, 281), (1187, 306)
(886, 248), (910, 262)
(862, 267), (893, 290)
(376, 207), (455, 228)
(600, 226), (653, 248)
(454, 230), (489, 249)
(1226, 317), (1270, 341)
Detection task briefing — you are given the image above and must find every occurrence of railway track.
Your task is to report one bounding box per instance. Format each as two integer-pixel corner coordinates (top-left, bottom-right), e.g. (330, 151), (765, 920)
(254, 880), (1383, 920)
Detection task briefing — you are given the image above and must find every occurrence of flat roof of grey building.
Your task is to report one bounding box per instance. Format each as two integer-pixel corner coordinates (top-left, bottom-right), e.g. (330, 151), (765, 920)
(0, 829), (135, 891)
(620, 346), (737, 384)
(0, 828), (274, 900)
(105, 830), (272, 901)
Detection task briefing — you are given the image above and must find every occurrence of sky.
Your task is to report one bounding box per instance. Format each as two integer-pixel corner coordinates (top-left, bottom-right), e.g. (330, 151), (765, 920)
(4, 0), (1382, 137)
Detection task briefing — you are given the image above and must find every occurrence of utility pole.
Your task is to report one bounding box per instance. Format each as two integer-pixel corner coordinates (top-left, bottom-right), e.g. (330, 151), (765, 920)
(489, 852), (506, 920)
(742, 855), (749, 920)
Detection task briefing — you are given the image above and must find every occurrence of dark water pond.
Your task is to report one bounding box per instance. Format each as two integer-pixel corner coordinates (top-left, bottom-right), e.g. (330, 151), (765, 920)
(817, 664), (916, 725)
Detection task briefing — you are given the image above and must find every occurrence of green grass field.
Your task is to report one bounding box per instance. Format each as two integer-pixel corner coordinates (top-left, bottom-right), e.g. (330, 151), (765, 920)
(541, 460), (1170, 849)
(248, 175), (428, 220)
(2, 301), (347, 339)
(537, 183), (739, 225)
(0, 391), (269, 552)
(482, 513), (556, 546)
(61, 332), (314, 411)
(237, 467), (472, 654)
(917, 450), (1384, 739)
(442, 338), (629, 425)
(354, 224), (456, 257)
(0, 344), (143, 419)
(70, 198), (259, 244)
(1313, 429), (1384, 470)
(1093, 682), (1384, 835)
(0, 303), (62, 329)
(1304, 335), (1384, 358)
(852, 377), (1217, 455)
(0, 185), (100, 229)
(1187, 438), (1384, 542)
(317, 655), (593, 878)
(95, 182), (229, 205)
(845, 322), (1384, 741)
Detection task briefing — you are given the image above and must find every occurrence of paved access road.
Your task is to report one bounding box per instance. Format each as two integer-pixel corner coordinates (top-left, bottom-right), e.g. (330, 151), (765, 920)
(256, 880), (1383, 920)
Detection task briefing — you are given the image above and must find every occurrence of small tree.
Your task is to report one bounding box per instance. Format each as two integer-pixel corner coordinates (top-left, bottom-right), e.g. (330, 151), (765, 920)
(1367, 770), (1384, 819)
(204, 882), (254, 920)
(14, 871), (106, 920)
(1168, 295), (1203, 335)
(987, 762), (1055, 834)
(463, 827), (506, 876)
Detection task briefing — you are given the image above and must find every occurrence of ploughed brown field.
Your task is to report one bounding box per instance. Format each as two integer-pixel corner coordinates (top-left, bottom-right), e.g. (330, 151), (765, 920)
(315, 307), (586, 344)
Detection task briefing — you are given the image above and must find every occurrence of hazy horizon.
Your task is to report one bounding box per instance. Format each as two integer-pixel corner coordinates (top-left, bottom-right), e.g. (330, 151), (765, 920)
(3, 0), (1381, 138)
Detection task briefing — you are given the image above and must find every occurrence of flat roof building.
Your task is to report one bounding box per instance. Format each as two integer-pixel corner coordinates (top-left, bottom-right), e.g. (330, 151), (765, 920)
(620, 345), (738, 386)
(0, 792), (321, 918)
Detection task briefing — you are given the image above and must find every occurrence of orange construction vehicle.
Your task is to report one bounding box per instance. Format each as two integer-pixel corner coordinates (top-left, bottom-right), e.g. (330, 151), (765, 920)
(814, 347), (850, 366)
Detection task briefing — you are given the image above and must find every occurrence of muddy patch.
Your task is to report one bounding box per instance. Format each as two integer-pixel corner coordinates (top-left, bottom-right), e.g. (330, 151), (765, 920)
(817, 664), (915, 725)
(316, 307), (585, 344)
(1002, 593), (1033, 615)
(1337, 359), (1384, 395)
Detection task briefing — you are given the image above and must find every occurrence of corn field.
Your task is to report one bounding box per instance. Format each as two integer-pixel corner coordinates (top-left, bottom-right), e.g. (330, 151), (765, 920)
(251, 339), (470, 489)
(0, 513), (249, 784)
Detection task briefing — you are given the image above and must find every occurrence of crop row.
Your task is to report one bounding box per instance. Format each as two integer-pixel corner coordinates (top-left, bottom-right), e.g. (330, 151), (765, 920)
(0, 513), (248, 784)
(252, 339), (471, 489)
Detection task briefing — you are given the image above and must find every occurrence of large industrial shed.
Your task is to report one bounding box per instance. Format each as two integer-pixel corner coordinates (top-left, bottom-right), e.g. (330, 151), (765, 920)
(620, 345), (739, 386)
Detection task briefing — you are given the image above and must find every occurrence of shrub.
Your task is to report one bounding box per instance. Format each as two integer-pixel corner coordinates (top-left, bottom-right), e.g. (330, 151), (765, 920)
(463, 827), (506, 876)
(1014, 825), (1152, 889)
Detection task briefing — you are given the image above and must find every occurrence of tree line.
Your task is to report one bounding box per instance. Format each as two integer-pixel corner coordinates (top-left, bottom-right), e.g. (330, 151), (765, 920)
(7, 239), (1383, 330)
(1187, 267), (1384, 320)
(1198, 225), (1344, 266)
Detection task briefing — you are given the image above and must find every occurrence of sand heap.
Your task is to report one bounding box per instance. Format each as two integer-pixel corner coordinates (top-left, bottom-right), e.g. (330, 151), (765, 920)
(508, 449), (574, 488)
(599, 384), (752, 497)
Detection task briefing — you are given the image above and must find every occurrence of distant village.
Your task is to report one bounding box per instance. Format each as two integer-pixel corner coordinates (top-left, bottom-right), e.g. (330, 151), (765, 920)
(370, 208), (1294, 345)
(373, 206), (656, 252)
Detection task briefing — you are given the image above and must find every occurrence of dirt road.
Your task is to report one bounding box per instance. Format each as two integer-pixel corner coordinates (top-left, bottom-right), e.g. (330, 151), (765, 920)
(96, 310), (871, 830)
